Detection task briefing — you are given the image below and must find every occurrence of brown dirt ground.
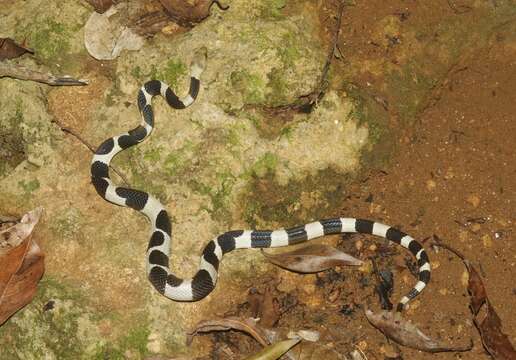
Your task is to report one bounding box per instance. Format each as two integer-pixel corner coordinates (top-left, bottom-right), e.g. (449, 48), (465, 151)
(197, 1), (515, 359)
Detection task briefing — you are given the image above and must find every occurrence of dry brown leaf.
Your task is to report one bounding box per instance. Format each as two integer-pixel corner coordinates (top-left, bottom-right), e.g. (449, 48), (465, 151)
(159, 0), (228, 27)
(465, 261), (516, 360)
(84, 0), (117, 13)
(0, 208), (44, 326)
(0, 38), (33, 61)
(365, 309), (472, 353)
(262, 244), (363, 273)
(432, 241), (516, 359)
(186, 317), (269, 346)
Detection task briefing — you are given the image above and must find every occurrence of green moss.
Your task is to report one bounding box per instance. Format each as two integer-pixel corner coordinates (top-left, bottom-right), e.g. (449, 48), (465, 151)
(18, 179), (40, 194)
(230, 70), (266, 105)
(277, 32), (301, 67)
(119, 326), (150, 357)
(139, 59), (187, 86)
(22, 19), (72, 65)
(266, 67), (288, 106)
(259, 0), (287, 19)
(163, 59), (187, 87)
(188, 171), (237, 222)
(164, 153), (185, 177)
(143, 147), (162, 164)
(248, 152), (278, 178)
(0, 277), (94, 359)
(131, 66), (143, 81)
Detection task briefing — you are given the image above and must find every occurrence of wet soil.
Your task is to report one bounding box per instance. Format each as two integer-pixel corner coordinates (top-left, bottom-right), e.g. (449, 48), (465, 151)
(197, 1), (515, 359)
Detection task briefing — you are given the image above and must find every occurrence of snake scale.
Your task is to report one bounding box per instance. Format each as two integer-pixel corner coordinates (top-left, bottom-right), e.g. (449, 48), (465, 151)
(90, 47), (431, 311)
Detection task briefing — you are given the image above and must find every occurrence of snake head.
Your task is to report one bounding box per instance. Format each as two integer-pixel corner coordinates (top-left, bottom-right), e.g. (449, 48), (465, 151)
(190, 46), (208, 78)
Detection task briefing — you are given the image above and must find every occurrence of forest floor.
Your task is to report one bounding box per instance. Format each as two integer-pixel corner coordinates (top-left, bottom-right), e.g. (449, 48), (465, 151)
(202, 1), (515, 359)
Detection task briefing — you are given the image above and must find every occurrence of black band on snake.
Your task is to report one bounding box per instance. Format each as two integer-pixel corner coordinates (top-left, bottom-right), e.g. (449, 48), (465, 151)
(90, 47), (431, 312)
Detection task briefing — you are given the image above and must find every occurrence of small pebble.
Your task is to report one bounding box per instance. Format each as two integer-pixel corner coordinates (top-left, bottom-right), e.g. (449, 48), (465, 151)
(328, 288), (340, 303)
(368, 244), (377, 251)
(471, 223), (482, 232)
(482, 234), (493, 248)
(467, 194), (481, 208)
(461, 270), (469, 287)
(357, 340), (368, 351)
(431, 260), (440, 269)
(426, 179), (437, 190)
(439, 288), (448, 295)
(355, 240), (363, 251)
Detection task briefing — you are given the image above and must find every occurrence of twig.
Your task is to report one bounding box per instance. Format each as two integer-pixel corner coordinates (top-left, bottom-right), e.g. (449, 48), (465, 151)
(313, 0), (345, 103)
(0, 61), (88, 86)
(51, 118), (130, 186)
(430, 238), (466, 261)
(447, 0), (472, 14)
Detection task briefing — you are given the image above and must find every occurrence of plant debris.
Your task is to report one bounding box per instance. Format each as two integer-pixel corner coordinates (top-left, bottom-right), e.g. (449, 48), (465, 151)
(0, 38), (33, 60)
(371, 258), (394, 310)
(84, 3), (145, 60)
(433, 241), (516, 359)
(0, 208), (45, 326)
(262, 244), (362, 274)
(187, 317), (269, 346)
(0, 61), (88, 86)
(365, 309), (472, 353)
(243, 337), (301, 360)
(85, 0), (118, 13)
(159, 0), (229, 27)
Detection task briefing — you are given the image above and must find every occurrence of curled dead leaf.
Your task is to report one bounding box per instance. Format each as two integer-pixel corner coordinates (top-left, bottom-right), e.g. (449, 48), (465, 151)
(159, 0), (229, 27)
(0, 208), (45, 326)
(0, 38), (33, 61)
(365, 309), (472, 353)
(187, 317), (269, 346)
(432, 241), (516, 359)
(84, 3), (145, 60)
(465, 261), (516, 360)
(262, 244), (363, 273)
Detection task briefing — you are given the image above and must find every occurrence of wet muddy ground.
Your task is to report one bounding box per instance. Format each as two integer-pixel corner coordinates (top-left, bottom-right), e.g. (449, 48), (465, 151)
(195, 1), (516, 359)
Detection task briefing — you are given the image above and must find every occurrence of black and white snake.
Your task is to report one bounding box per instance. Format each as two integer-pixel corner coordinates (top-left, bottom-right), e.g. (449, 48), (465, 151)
(90, 47), (431, 311)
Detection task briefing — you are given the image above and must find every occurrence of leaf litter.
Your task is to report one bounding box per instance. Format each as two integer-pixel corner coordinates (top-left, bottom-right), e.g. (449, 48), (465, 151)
(262, 244), (363, 274)
(433, 241), (516, 359)
(0, 207), (45, 326)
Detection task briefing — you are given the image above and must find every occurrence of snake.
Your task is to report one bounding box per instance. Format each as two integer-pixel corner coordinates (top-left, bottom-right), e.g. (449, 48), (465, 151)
(90, 47), (431, 311)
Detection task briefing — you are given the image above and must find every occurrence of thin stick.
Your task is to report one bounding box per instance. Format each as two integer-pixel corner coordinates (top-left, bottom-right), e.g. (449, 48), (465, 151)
(0, 61), (88, 86)
(313, 0), (346, 103)
(51, 119), (130, 186)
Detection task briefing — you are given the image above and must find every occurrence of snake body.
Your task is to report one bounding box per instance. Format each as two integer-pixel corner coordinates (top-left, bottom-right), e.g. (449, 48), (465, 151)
(90, 48), (430, 311)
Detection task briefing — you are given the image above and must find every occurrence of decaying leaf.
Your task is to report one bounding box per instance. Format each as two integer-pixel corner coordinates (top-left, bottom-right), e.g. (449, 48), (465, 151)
(0, 38), (33, 61)
(465, 261), (516, 360)
(432, 241), (516, 359)
(159, 0), (228, 27)
(365, 309), (472, 353)
(0, 208), (45, 325)
(84, 3), (145, 60)
(85, 0), (117, 13)
(243, 337), (301, 360)
(187, 317), (269, 346)
(262, 244), (363, 273)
